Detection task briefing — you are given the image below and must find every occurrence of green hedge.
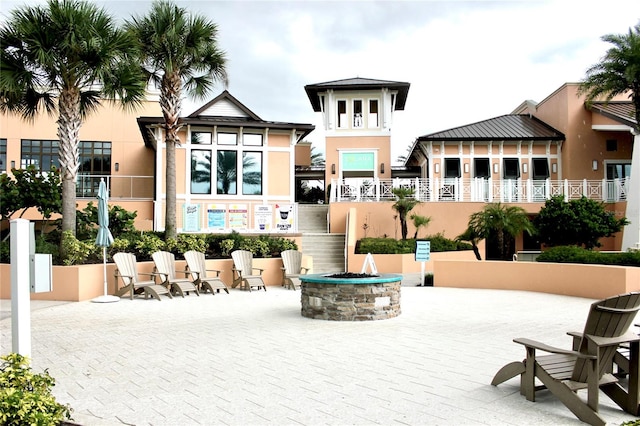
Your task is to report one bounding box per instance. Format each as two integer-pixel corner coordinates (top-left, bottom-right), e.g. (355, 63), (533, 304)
(0, 231), (297, 265)
(536, 246), (640, 267)
(356, 234), (472, 254)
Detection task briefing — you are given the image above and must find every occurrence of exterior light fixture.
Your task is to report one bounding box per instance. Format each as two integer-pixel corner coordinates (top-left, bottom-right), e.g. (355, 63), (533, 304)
(592, 160), (598, 171)
(434, 163), (440, 174)
(464, 163), (469, 173)
(380, 163), (385, 174)
(115, 162), (120, 172)
(493, 164), (499, 174)
(523, 163), (528, 174)
(331, 164), (336, 174)
(10, 160), (15, 169)
(552, 163), (557, 173)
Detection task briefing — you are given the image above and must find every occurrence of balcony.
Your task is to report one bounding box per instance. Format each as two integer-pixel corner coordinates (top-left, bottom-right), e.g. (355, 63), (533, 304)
(329, 177), (630, 203)
(76, 174), (154, 199)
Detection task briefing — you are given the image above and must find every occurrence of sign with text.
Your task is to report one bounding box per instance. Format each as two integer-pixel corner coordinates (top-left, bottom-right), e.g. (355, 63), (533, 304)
(207, 204), (226, 229)
(254, 205), (273, 231)
(276, 204), (294, 232)
(183, 204), (200, 232)
(415, 240), (431, 262)
(229, 204), (248, 230)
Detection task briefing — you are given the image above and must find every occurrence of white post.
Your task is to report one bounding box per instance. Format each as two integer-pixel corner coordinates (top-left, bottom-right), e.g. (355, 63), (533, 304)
(622, 132), (640, 251)
(10, 219), (31, 358)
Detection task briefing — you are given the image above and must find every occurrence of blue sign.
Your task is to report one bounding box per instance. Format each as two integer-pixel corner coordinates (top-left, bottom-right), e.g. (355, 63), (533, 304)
(415, 240), (430, 262)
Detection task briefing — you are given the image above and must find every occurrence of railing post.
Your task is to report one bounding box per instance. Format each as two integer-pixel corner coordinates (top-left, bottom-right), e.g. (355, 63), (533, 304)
(563, 179), (569, 202)
(545, 178), (551, 200)
(583, 179), (588, 198)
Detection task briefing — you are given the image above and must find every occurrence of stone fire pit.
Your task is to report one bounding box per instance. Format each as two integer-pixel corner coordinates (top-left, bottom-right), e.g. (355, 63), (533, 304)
(300, 273), (402, 321)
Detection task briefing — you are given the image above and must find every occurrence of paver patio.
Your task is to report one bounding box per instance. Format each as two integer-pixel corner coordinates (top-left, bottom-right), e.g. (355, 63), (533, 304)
(1, 285), (639, 425)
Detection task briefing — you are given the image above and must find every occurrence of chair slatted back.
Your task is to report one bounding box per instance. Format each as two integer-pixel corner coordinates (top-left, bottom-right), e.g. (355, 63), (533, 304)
(281, 250), (303, 275)
(152, 251), (179, 280)
(231, 250), (253, 276)
(113, 252), (140, 285)
(184, 250), (207, 278)
(573, 292), (640, 382)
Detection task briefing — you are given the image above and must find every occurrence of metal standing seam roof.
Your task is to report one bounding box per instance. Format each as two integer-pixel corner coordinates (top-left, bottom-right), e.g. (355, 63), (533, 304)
(304, 77), (410, 112)
(589, 101), (637, 127)
(416, 114), (565, 141)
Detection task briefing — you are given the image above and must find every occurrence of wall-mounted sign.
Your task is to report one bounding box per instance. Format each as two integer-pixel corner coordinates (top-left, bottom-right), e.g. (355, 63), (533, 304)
(342, 152), (375, 171)
(276, 204), (294, 232)
(229, 204), (248, 230)
(207, 204), (226, 229)
(254, 205), (272, 231)
(183, 204), (200, 232)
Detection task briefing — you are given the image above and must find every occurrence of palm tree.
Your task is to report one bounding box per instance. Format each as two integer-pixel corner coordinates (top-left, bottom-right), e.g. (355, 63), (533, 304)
(456, 226), (482, 261)
(578, 23), (640, 131)
(410, 214), (431, 239)
(467, 203), (535, 261)
(391, 187), (420, 240)
(0, 0), (146, 236)
(127, 0), (227, 239)
(310, 146), (325, 166)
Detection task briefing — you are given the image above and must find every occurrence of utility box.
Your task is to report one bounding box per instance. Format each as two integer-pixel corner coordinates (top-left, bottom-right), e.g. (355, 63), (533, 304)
(30, 253), (52, 293)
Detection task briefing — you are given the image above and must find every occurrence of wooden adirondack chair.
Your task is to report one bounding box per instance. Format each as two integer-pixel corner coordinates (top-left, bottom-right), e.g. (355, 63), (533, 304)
(231, 250), (266, 292)
(280, 249), (309, 290)
(492, 292), (640, 425)
(183, 250), (229, 295)
(151, 251), (200, 297)
(113, 252), (172, 301)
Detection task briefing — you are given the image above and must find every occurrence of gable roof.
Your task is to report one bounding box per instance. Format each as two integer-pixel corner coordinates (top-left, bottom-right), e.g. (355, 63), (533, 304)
(588, 101), (637, 127)
(188, 90), (261, 120)
(304, 77), (410, 111)
(137, 90), (315, 149)
(417, 114), (565, 142)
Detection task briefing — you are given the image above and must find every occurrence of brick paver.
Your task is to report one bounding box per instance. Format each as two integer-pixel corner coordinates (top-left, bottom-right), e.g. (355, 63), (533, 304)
(1, 286), (639, 425)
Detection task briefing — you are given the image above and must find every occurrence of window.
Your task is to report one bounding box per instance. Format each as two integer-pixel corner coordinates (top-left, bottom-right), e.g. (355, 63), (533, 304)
(217, 150), (237, 194)
(532, 158), (549, 180)
(444, 158), (461, 178)
(191, 150), (211, 194)
(0, 139), (6, 172)
(606, 139), (618, 152)
(337, 100), (347, 128)
(243, 134), (263, 146)
(607, 162), (631, 179)
(217, 133), (237, 145)
(503, 158), (520, 179)
(474, 158), (490, 178)
(79, 141), (111, 175)
(353, 100), (363, 128)
(191, 131), (212, 144)
(368, 99), (379, 128)
(242, 152), (262, 195)
(21, 140), (60, 170)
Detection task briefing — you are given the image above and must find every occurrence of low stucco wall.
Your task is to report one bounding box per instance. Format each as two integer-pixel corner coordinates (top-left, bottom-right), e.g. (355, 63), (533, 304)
(348, 251), (476, 274)
(0, 257), (304, 302)
(434, 260), (640, 299)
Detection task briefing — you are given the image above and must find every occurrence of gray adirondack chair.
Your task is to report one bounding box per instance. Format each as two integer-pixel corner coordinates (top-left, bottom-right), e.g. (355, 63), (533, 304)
(184, 250), (229, 295)
(280, 249), (309, 290)
(492, 292), (640, 425)
(231, 250), (266, 291)
(113, 252), (172, 301)
(151, 251), (200, 297)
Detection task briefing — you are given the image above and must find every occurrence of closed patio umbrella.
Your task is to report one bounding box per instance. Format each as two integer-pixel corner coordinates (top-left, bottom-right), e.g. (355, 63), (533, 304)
(91, 178), (119, 303)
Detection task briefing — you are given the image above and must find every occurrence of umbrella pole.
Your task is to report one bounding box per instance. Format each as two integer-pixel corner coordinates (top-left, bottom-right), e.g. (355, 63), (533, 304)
(103, 246), (108, 296)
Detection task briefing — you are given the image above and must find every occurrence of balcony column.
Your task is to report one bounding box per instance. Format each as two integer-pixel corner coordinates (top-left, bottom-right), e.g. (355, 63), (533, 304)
(622, 132), (640, 250)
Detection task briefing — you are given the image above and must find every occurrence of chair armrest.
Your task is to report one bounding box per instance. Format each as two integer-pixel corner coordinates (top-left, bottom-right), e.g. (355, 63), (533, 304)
(138, 272), (156, 279)
(586, 331), (640, 347)
(513, 337), (596, 359)
(205, 269), (221, 276)
(252, 268), (264, 275)
(301, 267), (310, 274)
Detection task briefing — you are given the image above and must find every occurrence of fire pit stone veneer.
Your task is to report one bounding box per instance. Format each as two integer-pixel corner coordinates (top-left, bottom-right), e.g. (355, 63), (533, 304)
(300, 273), (402, 321)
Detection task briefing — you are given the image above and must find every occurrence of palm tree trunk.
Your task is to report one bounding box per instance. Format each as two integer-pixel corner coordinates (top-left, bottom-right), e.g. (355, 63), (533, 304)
(57, 88), (81, 236)
(161, 74), (182, 239)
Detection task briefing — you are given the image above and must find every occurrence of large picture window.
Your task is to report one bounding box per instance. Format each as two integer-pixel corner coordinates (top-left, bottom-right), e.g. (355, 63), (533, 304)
(242, 152), (262, 195)
(191, 150), (211, 194)
(217, 150), (237, 194)
(21, 140), (60, 170)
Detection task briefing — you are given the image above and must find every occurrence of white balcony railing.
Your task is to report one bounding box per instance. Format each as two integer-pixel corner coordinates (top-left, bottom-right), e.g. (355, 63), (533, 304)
(329, 177), (630, 203)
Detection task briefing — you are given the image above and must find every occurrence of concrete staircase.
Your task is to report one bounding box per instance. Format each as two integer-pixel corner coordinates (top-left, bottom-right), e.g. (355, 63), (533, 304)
(298, 204), (346, 273)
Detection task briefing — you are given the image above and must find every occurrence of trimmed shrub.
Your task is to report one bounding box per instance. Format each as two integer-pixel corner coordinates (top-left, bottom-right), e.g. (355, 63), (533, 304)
(536, 246), (640, 266)
(0, 353), (72, 425)
(356, 234), (472, 254)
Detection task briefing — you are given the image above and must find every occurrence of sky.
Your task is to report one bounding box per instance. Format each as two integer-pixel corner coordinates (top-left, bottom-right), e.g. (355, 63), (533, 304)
(1, 0), (639, 163)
